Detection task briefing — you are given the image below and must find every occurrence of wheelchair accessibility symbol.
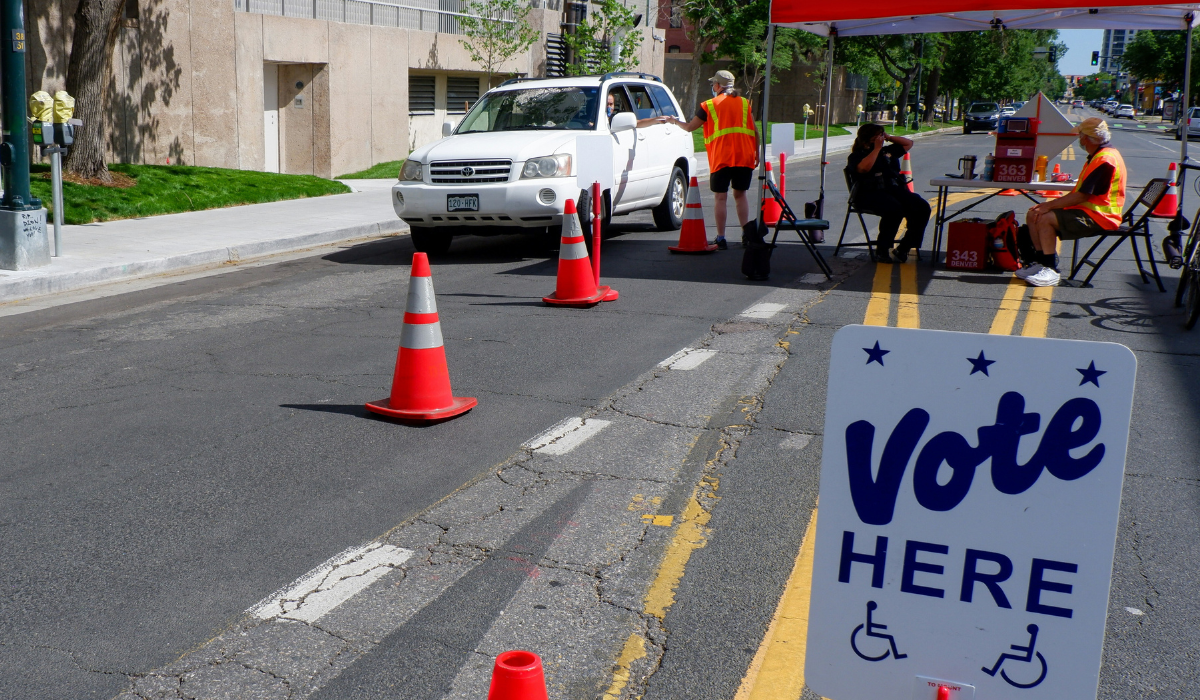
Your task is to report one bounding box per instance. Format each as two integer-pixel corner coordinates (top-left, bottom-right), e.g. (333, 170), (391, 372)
(982, 624), (1048, 689)
(850, 601), (908, 661)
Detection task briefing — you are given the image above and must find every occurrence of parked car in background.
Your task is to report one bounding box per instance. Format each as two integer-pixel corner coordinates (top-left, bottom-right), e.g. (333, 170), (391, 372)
(392, 73), (696, 254)
(1177, 106), (1200, 140)
(1012, 101), (1027, 111)
(963, 102), (1001, 134)
(1000, 105), (1017, 117)
(1115, 104), (1136, 118)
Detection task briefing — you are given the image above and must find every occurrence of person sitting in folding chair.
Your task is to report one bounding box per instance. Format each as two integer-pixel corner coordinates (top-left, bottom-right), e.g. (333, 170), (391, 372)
(847, 123), (930, 263)
(1021, 117), (1125, 287)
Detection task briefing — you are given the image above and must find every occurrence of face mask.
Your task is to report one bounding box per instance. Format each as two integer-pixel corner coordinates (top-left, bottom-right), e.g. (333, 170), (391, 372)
(607, 106), (614, 118)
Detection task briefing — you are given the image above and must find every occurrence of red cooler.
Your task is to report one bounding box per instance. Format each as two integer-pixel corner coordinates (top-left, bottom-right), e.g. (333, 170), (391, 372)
(945, 219), (989, 270)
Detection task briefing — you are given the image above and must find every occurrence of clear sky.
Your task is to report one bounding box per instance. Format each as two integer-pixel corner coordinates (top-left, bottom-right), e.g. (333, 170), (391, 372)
(1057, 29), (1105, 76)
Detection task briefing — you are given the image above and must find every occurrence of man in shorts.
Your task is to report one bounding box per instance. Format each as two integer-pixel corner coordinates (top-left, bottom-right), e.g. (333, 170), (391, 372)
(668, 70), (757, 249)
(1021, 117), (1126, 286)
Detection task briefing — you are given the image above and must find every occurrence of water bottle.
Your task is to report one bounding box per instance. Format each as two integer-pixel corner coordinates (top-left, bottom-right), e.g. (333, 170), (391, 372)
(983, 153), (995, 181)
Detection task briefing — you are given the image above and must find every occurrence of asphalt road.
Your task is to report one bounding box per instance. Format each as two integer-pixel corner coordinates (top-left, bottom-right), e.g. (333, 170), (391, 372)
(2, 107), (1197, 700)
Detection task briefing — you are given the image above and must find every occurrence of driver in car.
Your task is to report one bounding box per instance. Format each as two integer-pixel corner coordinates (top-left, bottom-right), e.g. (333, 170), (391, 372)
(607, 92), (668, 128)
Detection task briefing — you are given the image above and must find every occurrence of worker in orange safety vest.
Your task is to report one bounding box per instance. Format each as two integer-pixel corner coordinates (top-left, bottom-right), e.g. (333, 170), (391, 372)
(1021, 117), (1126, 287)
(667, 70), (758, 249)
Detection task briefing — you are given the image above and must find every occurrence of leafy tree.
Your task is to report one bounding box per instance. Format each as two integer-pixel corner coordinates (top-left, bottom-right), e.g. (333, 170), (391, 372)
(63, 0), (127, 182)
(942, 30), (1065, 109)
(717, 0), (823, 106)
(458, 0), (541, 85)
(1122, 29), (1200, 103)
(1076, 73), (1116, 101)
(565, 0), (643, 76)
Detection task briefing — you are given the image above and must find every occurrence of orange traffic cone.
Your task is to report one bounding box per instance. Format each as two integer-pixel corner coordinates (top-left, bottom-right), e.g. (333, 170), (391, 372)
(1153, 162), (1179, 217)
(761, 162), (782, 226)
(1040, 164), (1063, 199)
(900, 151), (915, 193)
(487, 650), (549, 700)
(669, 176), (718, 253)
(998, 189), (1020, 196)
(543, 199), (610, 306)
(366, 252), (477, 422)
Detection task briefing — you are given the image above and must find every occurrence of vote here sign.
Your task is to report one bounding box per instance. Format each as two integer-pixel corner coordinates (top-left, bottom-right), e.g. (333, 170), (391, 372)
(805, 326), (1136, 700)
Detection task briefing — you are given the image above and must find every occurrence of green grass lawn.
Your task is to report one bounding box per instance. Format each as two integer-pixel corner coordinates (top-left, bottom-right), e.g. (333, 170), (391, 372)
(337, 160), (405, 179)
(30, 163), (350, 225)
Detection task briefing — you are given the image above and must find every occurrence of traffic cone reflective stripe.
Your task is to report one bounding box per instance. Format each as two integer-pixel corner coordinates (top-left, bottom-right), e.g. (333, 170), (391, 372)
(762, 162), (782, 226)
(1153, 162), (1179, 217)
(669, 175), (718, 253)
(544, 199), (610, 306)
(487, 650), (549, 700)
(900, 152), (915, 193)
(366, 252), (477, 422)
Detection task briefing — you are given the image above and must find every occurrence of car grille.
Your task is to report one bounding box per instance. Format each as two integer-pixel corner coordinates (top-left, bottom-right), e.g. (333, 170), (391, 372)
(429, 160), (511, 184)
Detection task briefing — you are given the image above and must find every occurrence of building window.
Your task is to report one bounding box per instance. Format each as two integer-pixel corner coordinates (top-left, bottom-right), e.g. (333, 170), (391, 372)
(409, 76), (436, 115)
(669, 0), (682, 28)
(447, 77), (480, 114)
(668, 45), (681, 53)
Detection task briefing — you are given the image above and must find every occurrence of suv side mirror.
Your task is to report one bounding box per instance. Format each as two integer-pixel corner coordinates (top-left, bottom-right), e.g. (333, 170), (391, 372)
(442, 120), (455, 137)
(610, 112), (637, 133)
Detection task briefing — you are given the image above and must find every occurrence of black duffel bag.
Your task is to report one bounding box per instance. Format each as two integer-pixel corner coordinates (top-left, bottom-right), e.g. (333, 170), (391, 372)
(741, 218), (778, 281)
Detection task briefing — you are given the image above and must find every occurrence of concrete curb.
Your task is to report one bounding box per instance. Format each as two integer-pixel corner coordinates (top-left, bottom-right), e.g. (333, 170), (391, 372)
(0, 219), (409, 304)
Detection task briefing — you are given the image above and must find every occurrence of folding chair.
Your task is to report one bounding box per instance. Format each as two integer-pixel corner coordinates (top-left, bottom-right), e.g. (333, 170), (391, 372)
(766, 178), (833, 278)
(1069, 178), (1170, 291)
(835, 166), (879, 259)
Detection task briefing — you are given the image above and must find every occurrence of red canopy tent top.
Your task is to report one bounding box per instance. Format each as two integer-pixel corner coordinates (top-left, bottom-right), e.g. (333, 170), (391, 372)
(772, 1), (1200, 32)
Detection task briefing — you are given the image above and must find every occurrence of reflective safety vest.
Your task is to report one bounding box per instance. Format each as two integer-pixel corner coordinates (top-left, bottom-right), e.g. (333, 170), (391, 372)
(701, 93), (757, 172)
(1067, 147), (1126, 230)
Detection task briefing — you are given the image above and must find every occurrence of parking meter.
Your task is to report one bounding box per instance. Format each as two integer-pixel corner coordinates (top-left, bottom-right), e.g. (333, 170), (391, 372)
(29, 91), (52, 146)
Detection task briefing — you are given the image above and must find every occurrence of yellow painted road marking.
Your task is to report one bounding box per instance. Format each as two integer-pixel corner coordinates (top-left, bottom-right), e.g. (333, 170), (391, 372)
(1021, 285), (1055, 337)
(643, 479), (715, 618)
(1063, 144), (1077, 161)
(989, 276), (1028, 335)
(734, 508), (821, 700)
(642, 514), (674, 526)
(601, 633), (647, 700)
(897, 261), (920, 328)
(864, 263), (892, 326)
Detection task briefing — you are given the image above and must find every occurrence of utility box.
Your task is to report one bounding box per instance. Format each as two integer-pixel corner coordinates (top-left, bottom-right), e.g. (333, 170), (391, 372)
(993, 116), (1039, 182)
(945, 218), (989, 270)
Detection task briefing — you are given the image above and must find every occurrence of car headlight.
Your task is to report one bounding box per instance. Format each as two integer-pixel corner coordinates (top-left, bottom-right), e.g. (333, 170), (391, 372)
(400, 160), (423, 181)
(521, 154), (572, 179)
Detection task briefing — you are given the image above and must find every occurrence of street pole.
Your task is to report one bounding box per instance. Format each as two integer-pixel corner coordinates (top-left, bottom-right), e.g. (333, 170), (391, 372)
(0, 0), (49, 270)
(1182, 16), (1194, 168)
(49, 146), (63, 256)
(914, 37), (925, 130)
(817, 31), (836, 217)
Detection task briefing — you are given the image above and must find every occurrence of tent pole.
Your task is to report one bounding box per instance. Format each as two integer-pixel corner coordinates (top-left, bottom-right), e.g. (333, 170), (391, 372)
(1183, 16), (1194, 167)
(818, 31), (836, 218)
(758, 22), (776, 220)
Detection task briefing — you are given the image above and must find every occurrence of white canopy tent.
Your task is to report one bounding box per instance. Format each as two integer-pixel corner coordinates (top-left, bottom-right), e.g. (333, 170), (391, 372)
(757, 2), (1200, 217)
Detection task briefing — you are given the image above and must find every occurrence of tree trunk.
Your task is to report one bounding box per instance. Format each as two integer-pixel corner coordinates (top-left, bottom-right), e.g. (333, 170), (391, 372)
(64, 0), (126, 181)
(684, 43), (706, 117)
(923, 65), (942, 124)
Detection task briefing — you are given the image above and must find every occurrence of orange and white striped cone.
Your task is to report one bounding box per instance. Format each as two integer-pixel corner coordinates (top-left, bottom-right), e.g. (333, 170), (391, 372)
(900, 151), (915, 193)
(543, 199), (609, 306)
(1040, 164), (1063, 199)
(669, 176), (718, 253)
(761, 162), (782, 226)
(1152, 162), (1179, 217)
(998, 189), (1020, 196)
(366, 252), (477, 422)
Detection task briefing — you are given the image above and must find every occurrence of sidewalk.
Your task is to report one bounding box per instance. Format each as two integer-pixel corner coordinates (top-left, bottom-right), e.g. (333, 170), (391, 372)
(0, 180), (406, 304)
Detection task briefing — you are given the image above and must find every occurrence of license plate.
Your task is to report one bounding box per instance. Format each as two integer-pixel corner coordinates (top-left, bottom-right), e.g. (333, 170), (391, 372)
(447, 194), (479, 212)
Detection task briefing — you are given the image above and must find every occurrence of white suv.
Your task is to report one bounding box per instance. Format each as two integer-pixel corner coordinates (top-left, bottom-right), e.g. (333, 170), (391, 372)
(392, 73), (697, 254)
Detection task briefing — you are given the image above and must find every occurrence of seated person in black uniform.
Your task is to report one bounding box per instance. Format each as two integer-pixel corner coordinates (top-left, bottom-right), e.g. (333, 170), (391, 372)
(846, 123), (931, 263)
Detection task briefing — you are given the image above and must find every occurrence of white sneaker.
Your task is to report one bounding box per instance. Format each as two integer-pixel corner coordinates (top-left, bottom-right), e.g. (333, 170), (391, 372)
(1015, 263), (1043, 279)
(1025, 267), (1061, 287)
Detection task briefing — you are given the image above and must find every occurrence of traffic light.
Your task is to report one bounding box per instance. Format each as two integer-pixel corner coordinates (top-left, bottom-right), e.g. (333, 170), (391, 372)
(1091, 50), (1099, 66)
(1049, 46), (1057, 62)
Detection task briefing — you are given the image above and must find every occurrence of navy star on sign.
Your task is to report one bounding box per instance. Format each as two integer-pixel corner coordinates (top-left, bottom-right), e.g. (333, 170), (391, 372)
(863, 341), (889, 366)
(967, 351), (995, 376)
(1077, 361), (1106, 387)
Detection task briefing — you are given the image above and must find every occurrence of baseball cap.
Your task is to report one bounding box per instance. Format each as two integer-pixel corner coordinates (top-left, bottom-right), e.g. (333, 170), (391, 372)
(708, 70), (736, 87)
(1073, 117), (1110, 140)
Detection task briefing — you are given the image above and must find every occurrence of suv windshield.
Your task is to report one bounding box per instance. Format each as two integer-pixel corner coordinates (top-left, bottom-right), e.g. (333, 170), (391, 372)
(457, 86), (601, 133)
(969, 103), (999, 113)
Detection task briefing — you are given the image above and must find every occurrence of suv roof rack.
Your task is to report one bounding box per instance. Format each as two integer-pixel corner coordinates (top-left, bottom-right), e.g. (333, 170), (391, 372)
(497, 76), (545, 87)
(600, 71), (662, 83)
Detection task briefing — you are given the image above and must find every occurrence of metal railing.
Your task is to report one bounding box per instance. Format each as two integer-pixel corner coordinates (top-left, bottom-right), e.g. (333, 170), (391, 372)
(236, 0), (552, 34)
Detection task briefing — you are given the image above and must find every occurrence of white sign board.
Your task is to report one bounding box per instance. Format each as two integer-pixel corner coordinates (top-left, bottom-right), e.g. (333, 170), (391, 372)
(574, 134), (614, 191)
(772, 122), (796, 158)
(806, 326), (1136, 700)
(1014, 92), (1076, 161)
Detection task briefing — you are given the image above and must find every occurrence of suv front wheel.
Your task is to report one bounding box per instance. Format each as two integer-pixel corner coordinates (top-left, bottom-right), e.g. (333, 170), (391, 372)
(410, 227), (453, 255)
(652, 166), (687, 231)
